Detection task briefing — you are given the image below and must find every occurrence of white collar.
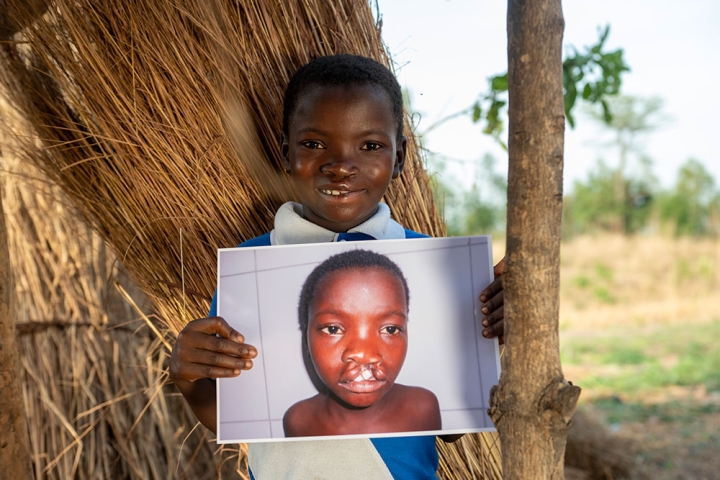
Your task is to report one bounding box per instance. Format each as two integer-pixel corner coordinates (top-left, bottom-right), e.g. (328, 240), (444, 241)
(269, 202), (406, 245)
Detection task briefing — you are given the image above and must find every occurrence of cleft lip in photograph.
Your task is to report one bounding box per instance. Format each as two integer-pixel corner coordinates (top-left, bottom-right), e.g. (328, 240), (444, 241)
(216, 235), (501, 444)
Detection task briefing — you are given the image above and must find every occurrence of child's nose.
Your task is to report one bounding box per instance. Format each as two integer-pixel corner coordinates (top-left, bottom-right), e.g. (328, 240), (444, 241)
(342, 337), (381, 364)
(320, 151), (358, 178)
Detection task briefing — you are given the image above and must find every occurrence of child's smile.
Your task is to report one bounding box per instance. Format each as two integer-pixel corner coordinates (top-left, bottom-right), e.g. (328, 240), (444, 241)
(307, 267), (408, 408)
(284, 84), (406, 233)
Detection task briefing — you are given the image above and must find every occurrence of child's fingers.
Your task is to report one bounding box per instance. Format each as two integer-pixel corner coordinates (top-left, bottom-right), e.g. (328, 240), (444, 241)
(185, 348), (254, 373)
(479, 275), (503, 303)
(493, 257), (505, 278)
(480, 290), (504, 316)
(482, 305), (504, 329)
(482, 317), (504, 344)
(179, 331), (257, 359)
(182, 362), (251, 381)
(188, 316), (246, 343)
(201, 333), (257, 359)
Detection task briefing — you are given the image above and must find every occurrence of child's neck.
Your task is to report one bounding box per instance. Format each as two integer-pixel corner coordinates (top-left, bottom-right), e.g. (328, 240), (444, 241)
(317, 385), (401, 434)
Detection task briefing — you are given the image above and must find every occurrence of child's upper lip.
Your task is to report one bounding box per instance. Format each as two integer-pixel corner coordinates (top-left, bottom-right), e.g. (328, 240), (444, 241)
(316, 183), (364, 194)
(340, 364), (385, 383)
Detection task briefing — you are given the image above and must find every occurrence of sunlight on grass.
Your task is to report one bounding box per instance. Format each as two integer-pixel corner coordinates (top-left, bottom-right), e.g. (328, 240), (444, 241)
(562, 320), (720, 396)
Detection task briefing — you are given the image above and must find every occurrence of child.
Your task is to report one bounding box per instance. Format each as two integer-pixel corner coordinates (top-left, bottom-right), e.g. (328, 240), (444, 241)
(284, 249), (441, 437)
(169, 54), (505, 479)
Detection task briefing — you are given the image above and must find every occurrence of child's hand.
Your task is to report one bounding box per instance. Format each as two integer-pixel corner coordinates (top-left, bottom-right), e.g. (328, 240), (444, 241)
(168, 316), (256, 433)
(480, 258), (505, 344)
(169, 316), (257, 384)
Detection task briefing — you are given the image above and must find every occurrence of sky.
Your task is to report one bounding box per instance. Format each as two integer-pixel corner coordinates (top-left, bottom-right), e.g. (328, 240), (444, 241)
(377, 0), (720, 191)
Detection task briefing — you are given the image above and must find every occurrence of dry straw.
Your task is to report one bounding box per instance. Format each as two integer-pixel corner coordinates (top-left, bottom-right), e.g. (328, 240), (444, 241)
(1, 0), (504, 478)
(0, 123), (247, 478)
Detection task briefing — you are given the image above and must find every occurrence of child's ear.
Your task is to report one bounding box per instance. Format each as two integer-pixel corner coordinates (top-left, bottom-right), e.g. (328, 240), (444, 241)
(281, 136), (290, 173)
(392, 136), (407, 179)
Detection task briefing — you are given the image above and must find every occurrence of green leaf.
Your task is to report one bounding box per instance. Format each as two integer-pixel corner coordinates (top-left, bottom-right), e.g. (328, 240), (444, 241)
(472, 103), (482, 123)
(490, 74), (508, 92)
(564, 82), (577, 114)
(582, 83), (592, 100)
(601, 99), (612, 124)
(566, 109), (576, 129)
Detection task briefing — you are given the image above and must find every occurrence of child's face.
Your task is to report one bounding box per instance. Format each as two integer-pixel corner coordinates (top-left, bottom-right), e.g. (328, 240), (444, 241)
(307, 266), (408, 408)
(283, 84), (406, 233)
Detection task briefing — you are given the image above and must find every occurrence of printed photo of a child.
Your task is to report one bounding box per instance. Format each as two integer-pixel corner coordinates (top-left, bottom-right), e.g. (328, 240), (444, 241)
(216, 235), (499, 443)
(284, 249), (441, 437)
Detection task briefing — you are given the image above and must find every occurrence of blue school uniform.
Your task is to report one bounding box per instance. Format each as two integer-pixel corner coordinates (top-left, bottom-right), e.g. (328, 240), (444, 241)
(210, 201), (438, 480)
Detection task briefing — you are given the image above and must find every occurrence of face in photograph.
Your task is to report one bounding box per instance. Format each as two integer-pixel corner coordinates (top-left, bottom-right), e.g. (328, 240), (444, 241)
(307, 266), (408, 409)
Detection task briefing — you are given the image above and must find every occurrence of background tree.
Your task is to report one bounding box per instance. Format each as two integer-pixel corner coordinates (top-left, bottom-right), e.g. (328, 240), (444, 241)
(563, 156), (656, 236)
(584, 95), (666, 232)
(489, 1), (581, 479)
(429, 153), (507, 236)
(658, 158), (720, 237)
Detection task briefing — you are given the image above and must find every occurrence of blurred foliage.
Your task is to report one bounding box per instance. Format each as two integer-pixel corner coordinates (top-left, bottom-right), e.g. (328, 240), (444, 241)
(560, 95), (719, 238)
(563, 159), (720, 238)
(407, 28), (717, 239)
(467, 25), (630, 145)
(563, 157), (656, 236)
(429, 154), (507, 235)
(656, 159), (720, 237)
(563, 157), (719, 238)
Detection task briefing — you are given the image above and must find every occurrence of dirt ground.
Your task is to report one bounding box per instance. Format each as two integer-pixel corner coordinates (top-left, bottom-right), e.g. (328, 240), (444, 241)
(625, 411), (720, 480)
(571, 393), (720, 480)
(553, 234), (720, 480)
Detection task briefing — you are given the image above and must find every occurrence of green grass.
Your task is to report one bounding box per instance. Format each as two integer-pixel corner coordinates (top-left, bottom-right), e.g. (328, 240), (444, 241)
(594, 262), (614, 281)
(593, 286), (616, 304)
(562, 320), (720, 394)
(590, 397), (720, 424)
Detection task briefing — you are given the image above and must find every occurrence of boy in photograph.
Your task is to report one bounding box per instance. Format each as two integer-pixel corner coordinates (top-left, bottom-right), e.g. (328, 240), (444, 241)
(284, 249), (441, 437)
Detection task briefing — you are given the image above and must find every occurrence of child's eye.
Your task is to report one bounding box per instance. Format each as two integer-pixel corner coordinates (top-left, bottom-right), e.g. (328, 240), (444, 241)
(380, 325), (403, 335)
(361, 142), (383, 151)
(300, 140), (324, 149)
(320, 325), (343, 335)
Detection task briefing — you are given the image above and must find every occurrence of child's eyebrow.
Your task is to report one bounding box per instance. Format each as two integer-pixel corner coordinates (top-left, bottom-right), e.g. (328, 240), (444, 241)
(312, 309), (407, 320)
(296, 127), (393, 138)
(296, 127), (326, 135)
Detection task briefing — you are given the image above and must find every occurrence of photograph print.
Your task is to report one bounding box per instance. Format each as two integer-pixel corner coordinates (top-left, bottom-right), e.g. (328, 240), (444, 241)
(216, 235), (500, 443)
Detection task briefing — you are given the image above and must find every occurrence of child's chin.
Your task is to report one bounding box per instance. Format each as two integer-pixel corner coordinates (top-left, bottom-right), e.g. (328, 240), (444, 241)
(332, 381), (391, 408)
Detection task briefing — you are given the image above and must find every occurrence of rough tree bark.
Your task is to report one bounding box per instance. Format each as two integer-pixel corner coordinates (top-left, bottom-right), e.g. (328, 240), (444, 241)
(0, 191), (32, 478)
(488, 1), (581, 479)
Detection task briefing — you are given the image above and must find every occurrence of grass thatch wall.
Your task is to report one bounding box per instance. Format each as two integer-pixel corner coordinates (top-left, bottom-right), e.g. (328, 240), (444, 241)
(1, 109), (248, 478)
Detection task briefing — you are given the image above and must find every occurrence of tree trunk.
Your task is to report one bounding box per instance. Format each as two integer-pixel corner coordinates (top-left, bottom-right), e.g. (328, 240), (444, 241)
(0, 188), (32, 478)
(488, 1), (581, 479)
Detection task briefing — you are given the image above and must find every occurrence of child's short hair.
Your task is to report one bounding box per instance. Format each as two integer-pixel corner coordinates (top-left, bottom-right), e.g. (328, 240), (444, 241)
(283, 54), (404, 139)
(298, 249), (410, 332)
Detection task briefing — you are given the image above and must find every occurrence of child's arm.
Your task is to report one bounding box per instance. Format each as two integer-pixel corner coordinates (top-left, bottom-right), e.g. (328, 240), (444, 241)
(480, 258), (505, 343)
(168, 317), (257, 434)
